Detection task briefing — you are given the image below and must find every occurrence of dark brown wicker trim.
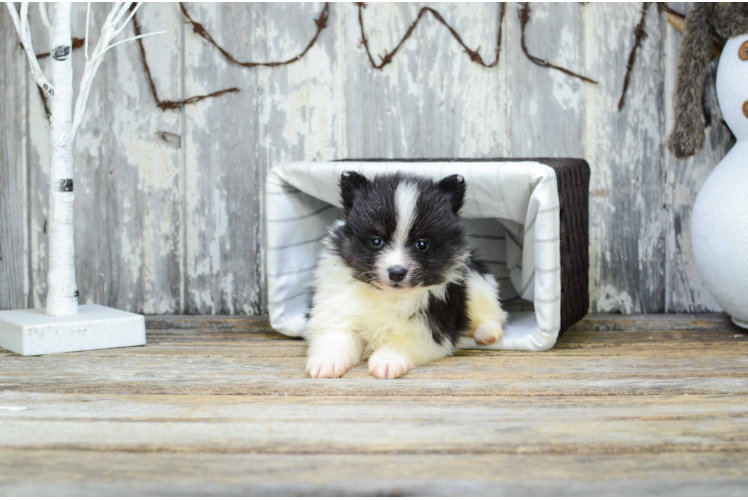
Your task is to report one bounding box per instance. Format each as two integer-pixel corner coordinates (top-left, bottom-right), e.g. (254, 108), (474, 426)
(338, 158), (590, 336)
(533, 159), (590, 335)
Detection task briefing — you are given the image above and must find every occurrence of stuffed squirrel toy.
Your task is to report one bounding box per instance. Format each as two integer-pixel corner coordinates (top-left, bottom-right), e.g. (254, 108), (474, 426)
(668, 3), (748, 158)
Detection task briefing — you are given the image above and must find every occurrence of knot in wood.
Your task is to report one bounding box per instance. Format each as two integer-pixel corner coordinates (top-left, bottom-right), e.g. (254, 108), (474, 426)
(739, 41), (748, 61)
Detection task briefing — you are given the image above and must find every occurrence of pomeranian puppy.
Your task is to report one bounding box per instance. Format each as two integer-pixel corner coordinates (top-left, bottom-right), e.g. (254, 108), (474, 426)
(305, 171), (507, 379)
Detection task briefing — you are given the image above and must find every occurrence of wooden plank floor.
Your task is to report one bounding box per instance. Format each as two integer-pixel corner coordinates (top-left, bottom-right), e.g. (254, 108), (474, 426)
(1, 315), (747, 495)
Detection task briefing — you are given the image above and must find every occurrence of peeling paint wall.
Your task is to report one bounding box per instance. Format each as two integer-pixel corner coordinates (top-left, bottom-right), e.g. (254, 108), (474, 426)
(0, 3), (734, 315)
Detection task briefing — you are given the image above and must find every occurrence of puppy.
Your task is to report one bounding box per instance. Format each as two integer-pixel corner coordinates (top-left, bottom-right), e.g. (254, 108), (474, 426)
(305, 171), (507, 379)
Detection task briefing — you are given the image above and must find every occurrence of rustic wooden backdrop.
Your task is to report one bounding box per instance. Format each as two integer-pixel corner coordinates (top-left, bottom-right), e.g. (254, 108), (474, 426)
(0, 2), (734, 316)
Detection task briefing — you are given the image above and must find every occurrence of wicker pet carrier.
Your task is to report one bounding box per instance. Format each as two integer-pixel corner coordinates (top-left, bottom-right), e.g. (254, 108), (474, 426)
(265, 159), (589, 351)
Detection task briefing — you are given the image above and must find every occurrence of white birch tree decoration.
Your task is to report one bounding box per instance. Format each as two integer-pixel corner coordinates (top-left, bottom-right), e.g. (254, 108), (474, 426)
(0, 2), (163, 355)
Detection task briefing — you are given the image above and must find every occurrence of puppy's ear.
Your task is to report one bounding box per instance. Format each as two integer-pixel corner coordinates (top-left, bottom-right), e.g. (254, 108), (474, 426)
(438, 174), (466, 214)
(340, 171), (369, 214)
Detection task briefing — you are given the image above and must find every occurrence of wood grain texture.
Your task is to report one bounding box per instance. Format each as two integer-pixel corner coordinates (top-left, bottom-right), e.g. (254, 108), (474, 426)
(663, 2), (735, 313)
(343, 3), (506, 158)
(26, 4), (183, 313)
(140, 312), (739, 332)
(0, 8), (29, 310)
(183, 3), (265, 315)
(0, 316), (747, 495)
(259, 2), (341, 314)
(0, 3), (740, 314)
(1, 319), (746, 397)
(85, 3), (184, 314)
(1, 450), (747, 496)
(2, 393), (748, 454)
(585, 2), (667, 314)
(506, 2), (585, 157)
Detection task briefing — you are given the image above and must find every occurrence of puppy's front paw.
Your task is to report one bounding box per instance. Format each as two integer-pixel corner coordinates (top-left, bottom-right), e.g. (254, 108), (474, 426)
(306, 355), (352, 379)
(368, 350), (413, 379)
(474, 320), (504, 345)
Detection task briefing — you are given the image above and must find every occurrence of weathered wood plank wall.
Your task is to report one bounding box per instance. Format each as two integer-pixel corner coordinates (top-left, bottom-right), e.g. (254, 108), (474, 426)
(0, 10), (28, 310)
(0, 2), (734, 315)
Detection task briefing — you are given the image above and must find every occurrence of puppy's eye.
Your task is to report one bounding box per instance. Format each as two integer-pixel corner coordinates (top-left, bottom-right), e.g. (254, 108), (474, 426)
(371, 237), (384, 249)
(415, 239), (429, 251)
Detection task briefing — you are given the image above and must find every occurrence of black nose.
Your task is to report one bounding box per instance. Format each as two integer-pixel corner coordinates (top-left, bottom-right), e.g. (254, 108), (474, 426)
(388, 267), (408, 283)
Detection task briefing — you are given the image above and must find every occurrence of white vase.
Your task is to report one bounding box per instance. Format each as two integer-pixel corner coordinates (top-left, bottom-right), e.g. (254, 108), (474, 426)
(691, 34), (748, 329)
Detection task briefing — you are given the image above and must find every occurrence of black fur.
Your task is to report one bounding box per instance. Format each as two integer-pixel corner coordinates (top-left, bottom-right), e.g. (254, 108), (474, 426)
(306, 284), (316, 320)
(329, 171), (485, 346)
(331, 172), (400, 281)
(467, 257), (490, 277)
(339, 171), (369, 216)
(409, 175), (468, 287)
(425, 280), (469, 345)
(437, 174), (466, 214)
(331, 172), (469, 288)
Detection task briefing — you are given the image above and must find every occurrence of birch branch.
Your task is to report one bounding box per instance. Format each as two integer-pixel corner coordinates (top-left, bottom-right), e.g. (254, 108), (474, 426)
(84, 2), (91, 60)
(71, 2), (163, 136)
(38, 1), (51, 31)
(4, 1), (56, 96)
(45, 1), (77, 316)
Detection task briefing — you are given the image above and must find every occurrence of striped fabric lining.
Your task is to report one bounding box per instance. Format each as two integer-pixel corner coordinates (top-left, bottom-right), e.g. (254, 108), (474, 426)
(266, 160), (570, 351)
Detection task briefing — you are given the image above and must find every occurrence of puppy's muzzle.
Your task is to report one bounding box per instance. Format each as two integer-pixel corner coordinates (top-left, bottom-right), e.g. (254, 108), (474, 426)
(388, 266), (408, 285)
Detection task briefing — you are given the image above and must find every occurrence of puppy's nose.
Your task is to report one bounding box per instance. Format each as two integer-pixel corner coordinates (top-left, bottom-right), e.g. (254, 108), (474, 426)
(388, 267), (408, 283)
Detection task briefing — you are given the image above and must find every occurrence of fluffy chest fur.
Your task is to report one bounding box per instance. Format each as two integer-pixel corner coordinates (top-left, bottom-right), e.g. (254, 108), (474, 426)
(304, 171), (506, 379)
(310, 249), (448, 358)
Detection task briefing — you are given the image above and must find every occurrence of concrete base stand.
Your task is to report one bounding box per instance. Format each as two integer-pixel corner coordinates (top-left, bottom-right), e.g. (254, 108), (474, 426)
(0, 305), (145, 356)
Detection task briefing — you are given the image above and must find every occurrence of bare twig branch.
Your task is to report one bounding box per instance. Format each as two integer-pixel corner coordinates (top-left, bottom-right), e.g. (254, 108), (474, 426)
(38, 1), (51, 31)
(666, 11), (684, 30)
(72, 2), (165, 135)
(112, 1), (142, 39)
(179, 2), (330, 68)
(132, 10), (239, 110)
(132, 2), (332, 111)
(655, 2), (681, 16)
(618, 2), (650, 111)
(37, 85), (51, 119)
(518, 3), (597, 84)
(91, 29), (166, 62)
(5, 1), (56, 95)
(357, 2), (506, 70)
(84, 2), (91, 60)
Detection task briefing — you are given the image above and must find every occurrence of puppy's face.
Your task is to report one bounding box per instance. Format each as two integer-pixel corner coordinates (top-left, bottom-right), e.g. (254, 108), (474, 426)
(332, 172), (468, 292)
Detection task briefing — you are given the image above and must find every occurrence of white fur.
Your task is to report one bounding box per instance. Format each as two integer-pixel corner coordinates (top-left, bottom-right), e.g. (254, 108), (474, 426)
(306, 247), (508, 378)
(306, 180), (507, 379)
(375, 182), (420, 284)
(306, 248), (453, 379)
(368, 348), (413, 379)
(393, 182), (419, 246)
(466, 271), (508, 335)
(474, 320), (504, 345)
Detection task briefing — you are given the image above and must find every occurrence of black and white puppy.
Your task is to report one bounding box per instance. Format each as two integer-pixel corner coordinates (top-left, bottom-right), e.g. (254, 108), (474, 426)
(305, 171), (507, 379)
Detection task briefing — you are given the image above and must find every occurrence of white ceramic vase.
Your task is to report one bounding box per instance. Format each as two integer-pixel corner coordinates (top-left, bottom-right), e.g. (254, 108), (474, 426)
(691, 34), (748, 329)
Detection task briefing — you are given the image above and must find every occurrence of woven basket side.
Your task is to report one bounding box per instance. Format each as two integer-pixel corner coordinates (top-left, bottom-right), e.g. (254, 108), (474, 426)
(539, 159), (590, 335)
